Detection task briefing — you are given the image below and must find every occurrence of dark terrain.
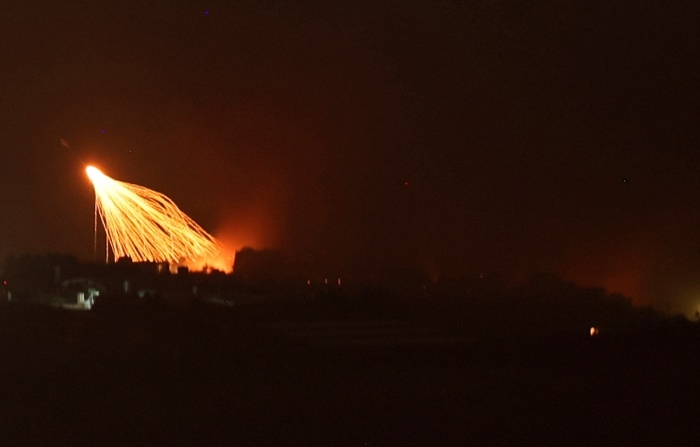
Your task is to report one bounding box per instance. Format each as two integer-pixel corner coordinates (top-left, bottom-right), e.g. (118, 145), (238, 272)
(0, 296), (699, 446)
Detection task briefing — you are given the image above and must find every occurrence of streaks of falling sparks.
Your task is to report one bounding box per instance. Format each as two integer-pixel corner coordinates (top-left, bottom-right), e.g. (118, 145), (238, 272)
(86, 166), (225, 267)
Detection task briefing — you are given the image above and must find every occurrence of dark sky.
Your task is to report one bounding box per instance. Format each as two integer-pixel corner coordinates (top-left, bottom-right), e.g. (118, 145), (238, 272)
(1, 1), (699, 312)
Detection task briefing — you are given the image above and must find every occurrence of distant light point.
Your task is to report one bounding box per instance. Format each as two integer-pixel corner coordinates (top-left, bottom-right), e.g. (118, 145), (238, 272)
(100, 129), (105, 134)
(204, 10), (209, 15)
(404, 181), (409, 187)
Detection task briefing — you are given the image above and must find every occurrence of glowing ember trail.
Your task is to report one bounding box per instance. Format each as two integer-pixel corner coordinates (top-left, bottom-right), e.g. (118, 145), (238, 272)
(86, 166), (227, 268)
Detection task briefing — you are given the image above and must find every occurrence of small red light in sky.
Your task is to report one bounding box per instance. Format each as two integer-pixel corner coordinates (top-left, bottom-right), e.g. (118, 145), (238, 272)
(404, 181), (409, 187)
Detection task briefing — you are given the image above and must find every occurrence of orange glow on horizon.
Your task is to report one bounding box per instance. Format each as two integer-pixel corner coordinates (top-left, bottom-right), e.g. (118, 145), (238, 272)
(561, 244), (652, 305)
(213, 206), (280, 261)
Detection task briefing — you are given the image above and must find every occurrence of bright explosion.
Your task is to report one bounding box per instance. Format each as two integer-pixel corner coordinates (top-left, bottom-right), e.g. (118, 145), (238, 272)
(86, 166), (230, 271)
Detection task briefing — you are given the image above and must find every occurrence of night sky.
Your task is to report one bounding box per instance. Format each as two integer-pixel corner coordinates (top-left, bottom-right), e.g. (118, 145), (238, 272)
(1, 1), (699, 312)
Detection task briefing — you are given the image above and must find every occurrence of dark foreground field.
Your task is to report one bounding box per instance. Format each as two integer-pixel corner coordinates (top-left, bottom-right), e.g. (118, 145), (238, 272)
(0, 302), (699, 446)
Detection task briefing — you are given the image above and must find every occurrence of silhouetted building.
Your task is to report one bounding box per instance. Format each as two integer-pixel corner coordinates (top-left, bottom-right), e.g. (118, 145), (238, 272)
(233, 247), (299, 282)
